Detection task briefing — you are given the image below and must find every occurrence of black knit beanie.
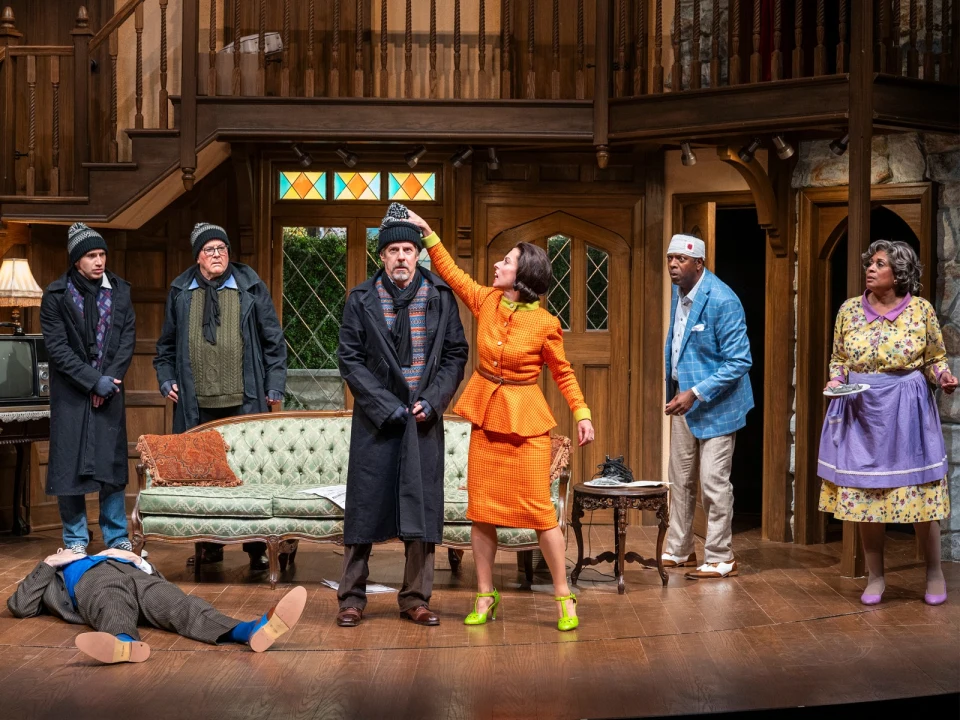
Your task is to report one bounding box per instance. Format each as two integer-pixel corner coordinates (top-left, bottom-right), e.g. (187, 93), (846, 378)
(191, 222), (230, 259)
(67, 222), (108, 264)
(377, 203), (423, 253)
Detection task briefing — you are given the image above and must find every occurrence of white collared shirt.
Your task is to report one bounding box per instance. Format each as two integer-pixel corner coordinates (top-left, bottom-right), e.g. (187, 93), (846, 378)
(671, 271), (705, 382)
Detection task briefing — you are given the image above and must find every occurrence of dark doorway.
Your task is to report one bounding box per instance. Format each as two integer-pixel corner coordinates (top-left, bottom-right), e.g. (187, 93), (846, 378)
(714, 208), (766, 532)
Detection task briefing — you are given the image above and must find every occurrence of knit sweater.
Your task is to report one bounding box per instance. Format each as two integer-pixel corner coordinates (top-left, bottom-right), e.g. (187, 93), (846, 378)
(376, 275), (430, 391)
(188, 288), (244, 408)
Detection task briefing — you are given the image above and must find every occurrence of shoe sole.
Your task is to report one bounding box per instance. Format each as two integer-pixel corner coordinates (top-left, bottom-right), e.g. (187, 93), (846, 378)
(684, 570), (739, 579)
(249, 586), (307, 652)
(75, 632), (150, 664)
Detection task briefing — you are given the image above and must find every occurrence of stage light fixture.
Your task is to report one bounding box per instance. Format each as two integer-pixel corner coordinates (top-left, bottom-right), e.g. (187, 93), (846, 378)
(680, 141), (697, 167)
(404, 145), (427, 168)
(486, 147), (500, 171)
(772, 135), (795, 160)
(291, 143), (313, 169)
(829, 134), (850, 157)
(450, 146), (474, 168)
(737, 136), (762, 164)
(336, 144), (359, 168)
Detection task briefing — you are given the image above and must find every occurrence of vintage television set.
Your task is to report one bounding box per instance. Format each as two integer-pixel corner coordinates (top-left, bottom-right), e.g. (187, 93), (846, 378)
(0, 334), (49, 406)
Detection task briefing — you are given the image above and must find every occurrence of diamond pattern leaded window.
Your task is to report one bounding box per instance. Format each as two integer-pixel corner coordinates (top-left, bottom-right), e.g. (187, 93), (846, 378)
(388, 172), (436, 201)
(334, 172), (380, 200)
(279, 171), (326, 200)
(282, 226), (348, 410)
(586, 245), (609, 331)
(547, 234), (571, 330)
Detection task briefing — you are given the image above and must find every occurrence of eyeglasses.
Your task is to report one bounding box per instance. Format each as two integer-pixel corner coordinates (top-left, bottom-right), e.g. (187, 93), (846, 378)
(202, 244), (229, 257)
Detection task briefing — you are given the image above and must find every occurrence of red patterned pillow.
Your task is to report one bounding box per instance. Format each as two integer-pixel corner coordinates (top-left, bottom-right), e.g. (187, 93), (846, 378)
(137, 431), (242, 488)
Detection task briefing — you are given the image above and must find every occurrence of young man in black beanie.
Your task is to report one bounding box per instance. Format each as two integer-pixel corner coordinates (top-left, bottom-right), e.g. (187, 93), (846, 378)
(335, 203), (468, 627)
(154, 222), (287, 571)
(39, 222), (137, 555)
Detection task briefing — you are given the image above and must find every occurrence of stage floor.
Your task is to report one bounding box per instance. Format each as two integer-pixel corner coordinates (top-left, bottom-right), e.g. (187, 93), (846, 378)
(0, 524), (957, 719)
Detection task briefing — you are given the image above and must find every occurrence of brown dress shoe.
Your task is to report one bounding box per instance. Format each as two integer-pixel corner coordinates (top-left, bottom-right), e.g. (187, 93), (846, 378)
(336, 607), (363, 627)
(401, 606), (440, 626)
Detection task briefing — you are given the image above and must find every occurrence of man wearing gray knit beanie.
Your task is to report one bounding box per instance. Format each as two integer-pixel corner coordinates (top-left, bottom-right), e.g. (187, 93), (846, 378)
(40, 222), (137, 555)
(154, 221), (287, 571)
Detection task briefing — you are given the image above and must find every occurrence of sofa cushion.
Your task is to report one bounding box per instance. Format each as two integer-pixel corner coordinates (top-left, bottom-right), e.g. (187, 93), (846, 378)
(141, 515), (344, 539)
(139, 486), (275, 518)
(271, 489), (345, 519)
(443, 523), (538, 547)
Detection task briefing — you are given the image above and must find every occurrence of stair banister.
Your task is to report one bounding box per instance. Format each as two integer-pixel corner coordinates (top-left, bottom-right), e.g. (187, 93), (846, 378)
(181, 0), (198, 191)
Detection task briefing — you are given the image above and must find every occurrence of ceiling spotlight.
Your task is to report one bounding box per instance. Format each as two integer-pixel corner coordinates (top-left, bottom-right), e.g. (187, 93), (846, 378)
(772, 134), (795, 160)
(829, 133), (850, 157)
(737, 136), (762, 164)
(680, 141), (697, 167)
(404, 145), (427, 169)
(450, 146), (474, 168)
(335, 144), (359, 168)
(486, 147), (500, 171)
(291, 143), (313, 169)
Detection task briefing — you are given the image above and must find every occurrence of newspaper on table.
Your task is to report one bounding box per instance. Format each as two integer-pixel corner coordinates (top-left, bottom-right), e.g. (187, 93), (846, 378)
(320, 579), (396, 594)
(298, 484), (347, 509)
(583, 478), (668, 488)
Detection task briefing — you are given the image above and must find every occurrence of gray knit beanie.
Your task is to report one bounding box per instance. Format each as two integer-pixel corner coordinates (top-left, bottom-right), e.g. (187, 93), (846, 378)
(67, 222), (108, 264)
(377, 203), (423, 253)
(191, 222), (230, 259)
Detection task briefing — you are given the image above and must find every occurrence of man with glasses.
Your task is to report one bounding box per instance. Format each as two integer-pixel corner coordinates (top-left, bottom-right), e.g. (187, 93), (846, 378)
(154, 222), (287, 570)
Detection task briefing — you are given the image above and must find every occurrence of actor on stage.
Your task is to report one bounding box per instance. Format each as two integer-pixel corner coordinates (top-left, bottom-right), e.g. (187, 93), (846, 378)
(818, 240), (956, 606)
(405, 208), (594, 632)
(40, 223), (137, 555)
(154, 222), (287, 569)
(662, 234), (753, 580)
(7, 547), (306, 664)
(335, 204), (468, 628)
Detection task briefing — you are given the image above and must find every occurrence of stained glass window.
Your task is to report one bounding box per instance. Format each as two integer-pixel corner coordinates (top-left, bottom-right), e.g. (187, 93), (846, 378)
(547, 234), (571, 330)
(388, 172), (436, 201)
(586, 245), (609, 330)
(334, 172), (380, 200)
(279, 171), (325, 200)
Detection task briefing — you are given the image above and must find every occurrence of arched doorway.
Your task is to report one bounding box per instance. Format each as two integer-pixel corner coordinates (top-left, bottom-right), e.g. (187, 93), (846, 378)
(489, 212), (631, 485)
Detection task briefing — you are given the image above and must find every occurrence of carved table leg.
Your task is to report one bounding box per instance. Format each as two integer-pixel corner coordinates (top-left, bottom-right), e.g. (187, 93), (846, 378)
(570, 493), (586, 586)
(616, 506), (627, 594)
(656, 500), (669, 587)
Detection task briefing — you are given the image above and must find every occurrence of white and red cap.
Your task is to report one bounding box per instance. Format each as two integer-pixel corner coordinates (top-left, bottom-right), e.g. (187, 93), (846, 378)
(667, 234), (705, 259)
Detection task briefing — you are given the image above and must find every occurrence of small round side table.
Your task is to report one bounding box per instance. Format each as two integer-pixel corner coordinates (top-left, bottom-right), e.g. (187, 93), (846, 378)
(570, 483), (669, 593)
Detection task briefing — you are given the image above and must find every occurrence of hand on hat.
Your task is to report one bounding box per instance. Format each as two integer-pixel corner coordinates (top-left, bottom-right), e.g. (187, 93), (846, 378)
(404, 209), (432, 238)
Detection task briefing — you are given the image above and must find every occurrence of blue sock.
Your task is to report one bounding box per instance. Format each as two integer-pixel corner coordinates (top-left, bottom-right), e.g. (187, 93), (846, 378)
(225, 614), (268, 644)
(116, 633), (135, 643)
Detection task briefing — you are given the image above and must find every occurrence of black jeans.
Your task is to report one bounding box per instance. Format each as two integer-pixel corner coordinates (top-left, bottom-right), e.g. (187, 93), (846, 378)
(338, 541), (436, 612)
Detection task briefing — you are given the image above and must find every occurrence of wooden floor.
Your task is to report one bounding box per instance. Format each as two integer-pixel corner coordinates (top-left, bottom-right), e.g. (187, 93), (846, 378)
(0, 523), (957, 719)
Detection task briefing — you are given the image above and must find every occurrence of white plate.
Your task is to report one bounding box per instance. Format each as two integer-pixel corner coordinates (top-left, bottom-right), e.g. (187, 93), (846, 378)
(823, 383), (871, 397)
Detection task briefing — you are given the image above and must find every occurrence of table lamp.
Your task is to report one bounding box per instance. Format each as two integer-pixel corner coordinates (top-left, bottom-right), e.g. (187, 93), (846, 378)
(0, 259), (43, 335)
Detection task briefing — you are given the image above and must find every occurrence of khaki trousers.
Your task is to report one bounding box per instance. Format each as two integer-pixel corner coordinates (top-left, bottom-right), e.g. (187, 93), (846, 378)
(666, 415), (737, 564)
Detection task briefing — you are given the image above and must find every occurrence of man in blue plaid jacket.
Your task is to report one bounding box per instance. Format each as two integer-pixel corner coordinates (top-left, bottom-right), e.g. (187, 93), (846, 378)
(662, 234), (753, 580)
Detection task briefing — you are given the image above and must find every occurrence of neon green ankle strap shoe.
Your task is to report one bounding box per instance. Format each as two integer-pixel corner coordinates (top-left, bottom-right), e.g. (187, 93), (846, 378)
(555, 593), (579, 631)
(464, 589), (500, 625)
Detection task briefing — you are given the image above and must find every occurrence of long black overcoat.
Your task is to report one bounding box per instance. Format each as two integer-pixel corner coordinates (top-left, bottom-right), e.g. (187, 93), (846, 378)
(39, 270), (136, 495)
(339, 269), (468, 545)
(153, 263), (287, 433)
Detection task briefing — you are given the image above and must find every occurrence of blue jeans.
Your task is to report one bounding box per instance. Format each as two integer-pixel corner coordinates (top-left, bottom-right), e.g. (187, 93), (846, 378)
(57, 484), (129, 549)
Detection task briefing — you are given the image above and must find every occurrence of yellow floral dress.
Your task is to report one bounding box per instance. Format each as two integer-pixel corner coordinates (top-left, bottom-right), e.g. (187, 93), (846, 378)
(819, 293), (951, 523)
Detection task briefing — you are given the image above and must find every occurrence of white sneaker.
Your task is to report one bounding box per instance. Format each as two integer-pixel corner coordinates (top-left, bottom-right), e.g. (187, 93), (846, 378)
(684, 560), (739, 579)
(660, 552), (698, 568)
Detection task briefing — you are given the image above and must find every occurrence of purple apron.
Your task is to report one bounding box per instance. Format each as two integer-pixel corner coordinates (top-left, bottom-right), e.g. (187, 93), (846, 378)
(817, 370), (947, 489)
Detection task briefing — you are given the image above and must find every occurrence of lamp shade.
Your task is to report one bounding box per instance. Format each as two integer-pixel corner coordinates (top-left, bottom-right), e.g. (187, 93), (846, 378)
(0, 259), (43, 307)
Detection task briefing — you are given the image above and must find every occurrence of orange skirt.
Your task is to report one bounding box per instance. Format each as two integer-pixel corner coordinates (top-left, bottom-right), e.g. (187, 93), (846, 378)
(466, 427), (557, 530)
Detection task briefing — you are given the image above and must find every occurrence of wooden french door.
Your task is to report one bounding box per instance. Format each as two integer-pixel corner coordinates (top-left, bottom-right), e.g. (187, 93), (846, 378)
(488, 212), (630, 485)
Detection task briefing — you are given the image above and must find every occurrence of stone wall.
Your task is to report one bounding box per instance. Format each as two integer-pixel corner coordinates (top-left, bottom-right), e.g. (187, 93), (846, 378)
(791, 132), (960, 559)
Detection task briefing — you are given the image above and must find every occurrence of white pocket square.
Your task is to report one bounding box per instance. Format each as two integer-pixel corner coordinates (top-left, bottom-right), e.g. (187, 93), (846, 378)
(691, 323), (705, 332)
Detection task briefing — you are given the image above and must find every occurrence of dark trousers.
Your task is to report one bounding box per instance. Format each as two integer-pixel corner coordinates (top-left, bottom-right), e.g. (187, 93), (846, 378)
(75, 561), (239, 643)
(338, 541), (435, 612)
(197, 405), (266, 561)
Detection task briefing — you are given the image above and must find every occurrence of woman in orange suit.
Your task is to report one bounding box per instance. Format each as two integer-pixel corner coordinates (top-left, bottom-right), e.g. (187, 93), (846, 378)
(405, 208), (594, 632)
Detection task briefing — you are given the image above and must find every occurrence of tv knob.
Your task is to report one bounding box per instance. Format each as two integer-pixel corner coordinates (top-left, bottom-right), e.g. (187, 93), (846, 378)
(39, 370), (49, 381)
(40, 384), (49, 394)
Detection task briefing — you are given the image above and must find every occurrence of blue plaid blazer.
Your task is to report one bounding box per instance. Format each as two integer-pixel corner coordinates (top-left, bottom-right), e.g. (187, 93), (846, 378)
(664, 270), (754, 440)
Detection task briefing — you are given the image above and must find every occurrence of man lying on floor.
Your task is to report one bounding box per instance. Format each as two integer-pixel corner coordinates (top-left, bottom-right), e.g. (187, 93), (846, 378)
(7, 547), (307, 664)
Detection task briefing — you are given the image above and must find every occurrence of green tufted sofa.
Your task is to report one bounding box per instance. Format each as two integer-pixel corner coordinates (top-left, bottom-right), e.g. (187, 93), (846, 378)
(132, 411), (571, 587)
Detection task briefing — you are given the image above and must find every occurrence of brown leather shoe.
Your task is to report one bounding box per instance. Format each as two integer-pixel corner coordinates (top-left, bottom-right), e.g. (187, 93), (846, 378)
(336, 607), (363, 627)
(401, 605), (440, 626)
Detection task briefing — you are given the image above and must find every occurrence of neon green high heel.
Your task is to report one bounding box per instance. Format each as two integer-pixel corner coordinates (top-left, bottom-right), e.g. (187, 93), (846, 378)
(555, 593), (579, 631)
(464, 589), (500, 625)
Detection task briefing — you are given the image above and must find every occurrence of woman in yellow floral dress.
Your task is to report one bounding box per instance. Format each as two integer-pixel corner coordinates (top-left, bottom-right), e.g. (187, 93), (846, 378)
(818, 240), (957, 606)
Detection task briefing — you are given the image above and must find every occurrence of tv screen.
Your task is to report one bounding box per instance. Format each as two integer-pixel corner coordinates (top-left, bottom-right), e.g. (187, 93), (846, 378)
(0, 341), (34, 399)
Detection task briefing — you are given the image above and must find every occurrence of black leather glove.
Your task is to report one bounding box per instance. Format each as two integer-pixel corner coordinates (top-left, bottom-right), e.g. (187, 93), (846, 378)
(93, 376), (120, 398)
